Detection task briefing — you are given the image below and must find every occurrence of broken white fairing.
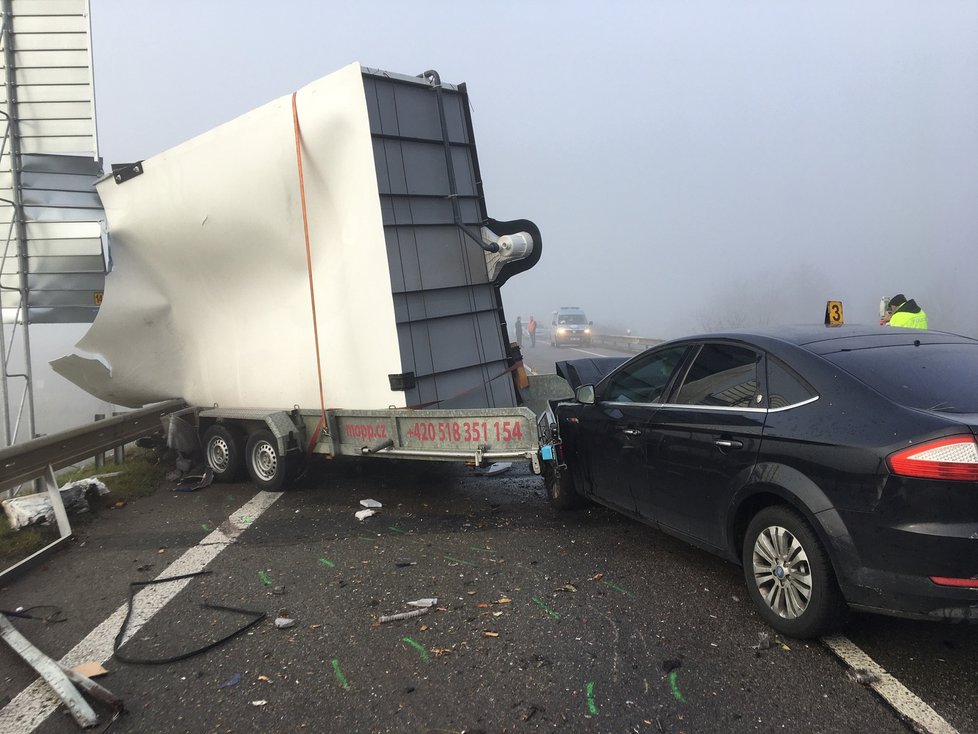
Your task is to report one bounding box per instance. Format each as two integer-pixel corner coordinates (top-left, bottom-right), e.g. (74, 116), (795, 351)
(52, 63), (406, 410)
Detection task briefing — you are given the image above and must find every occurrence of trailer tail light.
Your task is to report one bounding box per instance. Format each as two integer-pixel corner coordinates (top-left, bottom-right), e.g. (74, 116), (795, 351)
(887, 436), (978, 481)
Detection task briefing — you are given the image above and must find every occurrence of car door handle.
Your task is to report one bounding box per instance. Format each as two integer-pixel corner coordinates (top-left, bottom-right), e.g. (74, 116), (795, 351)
(715, 439), (744, 450)
(621, 428), (642, 436)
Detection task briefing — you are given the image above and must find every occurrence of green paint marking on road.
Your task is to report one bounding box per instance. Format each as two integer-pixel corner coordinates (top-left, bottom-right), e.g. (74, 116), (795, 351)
(201, 523), (211, 531)
(531, 596), (560, 620)
(586, 681), (598, 714)
(240, 515), (253, 526)
(469, 546), (493, 554)
(331, 658), (349, 689)
(669, 671), (685, 702)
(258, 570), (272, 586)
(387, 525), (406, 534)
(401, 636), (429, 663)
(319, 558), (335, 568)
(357, 535), (375, 542)
(443, 554), (477, 567)
(601, 580), (634, 597)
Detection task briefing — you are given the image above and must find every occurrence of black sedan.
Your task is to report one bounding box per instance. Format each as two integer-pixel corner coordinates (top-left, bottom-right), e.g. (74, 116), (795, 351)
(545, 325), (978, 638)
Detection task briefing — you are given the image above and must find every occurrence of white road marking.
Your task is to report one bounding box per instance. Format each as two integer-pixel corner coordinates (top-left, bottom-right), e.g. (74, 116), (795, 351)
(822, 635), (958, 734)
(568, 347), (610, 357)
(0, 490), (282, 734)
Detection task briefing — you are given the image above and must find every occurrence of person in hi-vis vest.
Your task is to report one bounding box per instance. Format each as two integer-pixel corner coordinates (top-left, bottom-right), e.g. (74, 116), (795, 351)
(881, 293), (928, 329)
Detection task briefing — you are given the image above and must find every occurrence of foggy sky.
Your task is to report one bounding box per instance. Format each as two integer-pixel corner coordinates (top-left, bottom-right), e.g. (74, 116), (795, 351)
(13, 1), (978, 437)
(88, 0), (978, 339)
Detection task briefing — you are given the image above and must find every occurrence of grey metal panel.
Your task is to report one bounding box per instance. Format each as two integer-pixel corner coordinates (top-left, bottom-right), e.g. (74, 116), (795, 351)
(26, 237), (102, 256)
(27, 254), (103, 273)
(22, 153), (99, 175)
(366, 69), (516, 409)
(27, 306), (96, 323)
(10, 0), (86, 16)
(21, 187), (99, 208)
(19, 169), (97, 192)
(6, 100), (91, 119)
(6, 288), (97, 307)
(27, 272), (103, 289)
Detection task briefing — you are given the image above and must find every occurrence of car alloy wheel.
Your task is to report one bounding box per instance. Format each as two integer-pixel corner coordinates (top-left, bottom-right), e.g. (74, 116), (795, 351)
(742, 505), (845, 638)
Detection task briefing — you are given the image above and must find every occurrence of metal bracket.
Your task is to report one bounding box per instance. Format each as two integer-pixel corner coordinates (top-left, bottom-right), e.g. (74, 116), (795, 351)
(111, 161), (144, 184)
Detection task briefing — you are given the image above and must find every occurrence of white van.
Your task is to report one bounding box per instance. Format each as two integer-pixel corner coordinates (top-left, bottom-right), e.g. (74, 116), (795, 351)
(551, 307), (592, 347)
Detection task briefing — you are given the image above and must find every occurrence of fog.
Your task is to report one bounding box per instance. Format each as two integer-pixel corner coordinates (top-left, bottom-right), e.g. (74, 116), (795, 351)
(9, 1), (978, 436)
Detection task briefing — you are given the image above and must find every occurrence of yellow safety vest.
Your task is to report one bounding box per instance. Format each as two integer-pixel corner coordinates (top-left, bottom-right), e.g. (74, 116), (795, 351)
(889, 309), (928, 329)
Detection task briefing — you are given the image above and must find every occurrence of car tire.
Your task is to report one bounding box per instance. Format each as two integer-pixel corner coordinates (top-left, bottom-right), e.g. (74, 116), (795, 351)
(245, 428), (300, 492)
(202, 423), (246, 483)
(742, 506), (845, 639)
(544, 464), (584, 510)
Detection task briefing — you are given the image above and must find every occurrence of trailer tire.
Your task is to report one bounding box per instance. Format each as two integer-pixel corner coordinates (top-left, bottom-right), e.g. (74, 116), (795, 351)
(202, 423), (246, 483)
(245, 429), (299, 492)
(544, 464), (584, 510)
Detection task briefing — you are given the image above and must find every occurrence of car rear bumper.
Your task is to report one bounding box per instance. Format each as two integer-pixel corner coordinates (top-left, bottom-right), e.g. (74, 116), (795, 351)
(833, 508), (978, 621)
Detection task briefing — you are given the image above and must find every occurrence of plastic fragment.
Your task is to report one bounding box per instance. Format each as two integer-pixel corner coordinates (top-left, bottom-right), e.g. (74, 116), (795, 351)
(406, 598), (437, 608)
(848, 668), (881, 685)
(360, 499), (382, 508)
(219, 673), (241, 688)
(355, 509), (376, 521)
(251, 699), (267, 706)
(274, 617), (296, 629)
(379, 608), (431, 624)
(754, 632), (771, 651)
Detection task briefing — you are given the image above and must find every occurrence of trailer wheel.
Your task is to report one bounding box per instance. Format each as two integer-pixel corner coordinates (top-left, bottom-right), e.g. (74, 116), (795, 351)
(245, 429), (298, 492)
(202, 423), (246, 482)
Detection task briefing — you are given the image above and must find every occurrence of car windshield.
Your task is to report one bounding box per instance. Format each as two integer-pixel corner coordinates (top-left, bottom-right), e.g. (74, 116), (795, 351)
(559, 315), (587, 325)
(821, 342), (978, 413)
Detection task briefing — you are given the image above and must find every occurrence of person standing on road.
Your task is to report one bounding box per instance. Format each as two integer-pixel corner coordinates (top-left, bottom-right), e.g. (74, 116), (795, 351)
(514, 316), (523, 346)
(528, 316), (537, 347)
(881, 293), (929, 329)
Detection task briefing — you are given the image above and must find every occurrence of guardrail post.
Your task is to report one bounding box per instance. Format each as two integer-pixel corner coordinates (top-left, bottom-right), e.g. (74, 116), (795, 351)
(111, 412), (124, 464)
(94, 414), (105, 468)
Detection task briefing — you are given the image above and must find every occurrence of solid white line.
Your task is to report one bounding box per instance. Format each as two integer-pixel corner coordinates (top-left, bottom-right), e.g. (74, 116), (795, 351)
(822, 634), (958, 734)
(0, 491), (282, 734)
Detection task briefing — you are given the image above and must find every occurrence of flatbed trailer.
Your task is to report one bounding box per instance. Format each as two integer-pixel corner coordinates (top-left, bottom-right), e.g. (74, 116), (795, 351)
(179, 403), (552, 491)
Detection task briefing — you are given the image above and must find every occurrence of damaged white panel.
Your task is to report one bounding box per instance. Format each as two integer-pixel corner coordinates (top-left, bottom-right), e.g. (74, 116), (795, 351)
(52, 63), (405, 410)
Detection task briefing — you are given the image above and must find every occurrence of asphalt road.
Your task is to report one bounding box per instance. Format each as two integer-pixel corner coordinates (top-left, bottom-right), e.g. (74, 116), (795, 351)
(0, 339), (975, 733)
(0, 456), (972, 734)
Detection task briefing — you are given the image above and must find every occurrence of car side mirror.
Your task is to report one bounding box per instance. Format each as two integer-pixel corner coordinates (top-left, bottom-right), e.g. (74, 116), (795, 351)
(575, 384), (596, 404)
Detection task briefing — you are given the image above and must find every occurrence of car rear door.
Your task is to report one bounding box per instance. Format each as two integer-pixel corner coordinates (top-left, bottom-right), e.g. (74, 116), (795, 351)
(637, 342), (767, 550)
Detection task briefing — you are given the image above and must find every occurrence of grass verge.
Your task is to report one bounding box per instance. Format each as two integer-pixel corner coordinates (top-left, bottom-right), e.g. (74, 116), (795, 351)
(0, 447), (171, 567)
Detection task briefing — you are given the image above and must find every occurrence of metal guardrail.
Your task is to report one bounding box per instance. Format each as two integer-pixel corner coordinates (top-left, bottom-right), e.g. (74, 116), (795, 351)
(0, 398), (186, 494)
(589, 333), (663, 353)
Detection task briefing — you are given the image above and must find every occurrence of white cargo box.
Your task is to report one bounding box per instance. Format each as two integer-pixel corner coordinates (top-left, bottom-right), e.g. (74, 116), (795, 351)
(54, 64), (540, 412)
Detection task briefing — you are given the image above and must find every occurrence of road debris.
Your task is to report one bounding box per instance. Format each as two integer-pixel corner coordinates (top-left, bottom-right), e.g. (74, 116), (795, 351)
(251, 700), (268, 707)
(754, 632), (771, 652)
(1, 479), (109, 530)
(219, 673), (242, 688)
(476, 462), (512, 476)
(847, 668), (881, 685)
(274, 617), (296, 629)
(172, 468), (214, 493)
(355, 509), (377, 521)
(406, 598), (437, 608)
(70, 662), (108, 678)
(359, 499), (382, 508)
(379, 608), (431, 624)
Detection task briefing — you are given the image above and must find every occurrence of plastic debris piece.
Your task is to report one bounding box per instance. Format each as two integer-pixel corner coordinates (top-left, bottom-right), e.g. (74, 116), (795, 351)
(477, 462), (512, 476)
(1, 479), (109, 530)
(271, 586), (286, 596)
(755, 632), (771, 651)
(257, 674), (271, 682)
(395, 559), (416, 567)
(173, 468), (215, 493)
(70, 662), (108, 678)
(591, 572), (605, 581)
(355, 509), (376, 521)
(251, 700), (267, 707)
(219, 673), (241, 688)
(483, 631), (499, 638)
(360, 499), (382, 508)
(274, 617), (295, 629)
(379, 608), (431, 624)
(406, 598), (437, 608)
(497, 597), (513, 603)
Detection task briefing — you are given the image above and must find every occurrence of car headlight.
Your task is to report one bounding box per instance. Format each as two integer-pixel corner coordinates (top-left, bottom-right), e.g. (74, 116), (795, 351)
(557, 328), (568, 335)
(584, 328), (591, 334)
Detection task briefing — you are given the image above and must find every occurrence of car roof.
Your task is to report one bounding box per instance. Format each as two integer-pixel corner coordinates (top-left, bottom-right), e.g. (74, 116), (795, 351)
(663, 325), (978, 356)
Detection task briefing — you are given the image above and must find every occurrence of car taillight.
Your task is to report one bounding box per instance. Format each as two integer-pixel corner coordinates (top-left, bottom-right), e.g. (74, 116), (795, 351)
(887, 436), (978, 481)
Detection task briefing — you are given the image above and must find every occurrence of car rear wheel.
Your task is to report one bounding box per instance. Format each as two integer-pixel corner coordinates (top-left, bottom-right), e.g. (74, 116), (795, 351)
(245, 429), (299, 492)
(742, 506), (845, 638)
(202, 423), (246, 482)
(544, 464), (584, 510)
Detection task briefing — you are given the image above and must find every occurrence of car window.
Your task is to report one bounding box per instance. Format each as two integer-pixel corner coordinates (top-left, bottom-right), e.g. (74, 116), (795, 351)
(601, 346), (689, 403)
(821, 342), (978, 413)
(675, 344), (761, 408)
(766, 357), (817, 409)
